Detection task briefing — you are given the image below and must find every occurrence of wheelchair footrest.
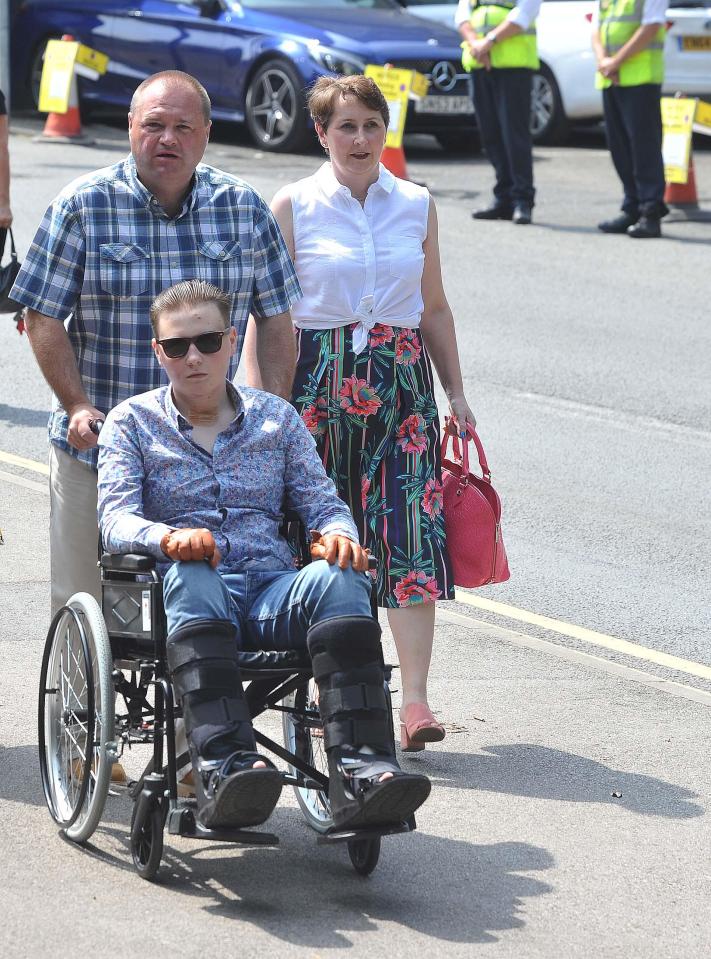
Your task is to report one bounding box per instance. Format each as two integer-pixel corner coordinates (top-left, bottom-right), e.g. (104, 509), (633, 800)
(317, 820), (414, 845)
(167, 806), (279, 845)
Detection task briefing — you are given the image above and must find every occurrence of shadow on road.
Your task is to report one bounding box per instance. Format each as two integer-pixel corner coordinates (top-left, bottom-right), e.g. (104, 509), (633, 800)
(412, 743), (704, 819)
(0, 402), (49, 428)
(80, 804), (554, 947)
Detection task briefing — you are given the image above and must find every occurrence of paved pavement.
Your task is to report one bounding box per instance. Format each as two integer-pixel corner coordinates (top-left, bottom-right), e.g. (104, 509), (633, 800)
(1, 117), (711, 957)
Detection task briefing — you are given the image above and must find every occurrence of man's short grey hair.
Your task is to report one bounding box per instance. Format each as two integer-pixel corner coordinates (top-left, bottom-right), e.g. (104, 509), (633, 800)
(130, 71), (211, 124)
(150, 280), (231, 335)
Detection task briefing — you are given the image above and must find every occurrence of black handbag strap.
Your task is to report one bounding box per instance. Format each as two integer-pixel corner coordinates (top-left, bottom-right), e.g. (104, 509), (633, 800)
(0, 227), (17, 263)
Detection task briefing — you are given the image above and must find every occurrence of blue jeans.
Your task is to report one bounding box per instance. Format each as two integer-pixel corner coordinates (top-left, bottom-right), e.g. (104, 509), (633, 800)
(162, 560), (372, 648)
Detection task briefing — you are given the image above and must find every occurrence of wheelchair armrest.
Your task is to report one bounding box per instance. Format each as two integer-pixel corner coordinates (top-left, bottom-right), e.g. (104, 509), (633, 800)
(100, 552), (157, 573)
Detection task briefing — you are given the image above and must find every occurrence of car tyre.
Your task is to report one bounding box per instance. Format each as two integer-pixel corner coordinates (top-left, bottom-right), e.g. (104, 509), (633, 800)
(245, 58), (310, 153)
(530, 64), (570, 145)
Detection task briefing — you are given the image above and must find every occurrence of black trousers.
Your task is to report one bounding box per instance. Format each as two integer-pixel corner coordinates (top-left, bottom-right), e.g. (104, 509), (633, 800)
(471, 67), (534, 207)
(602, 83), (667, 218)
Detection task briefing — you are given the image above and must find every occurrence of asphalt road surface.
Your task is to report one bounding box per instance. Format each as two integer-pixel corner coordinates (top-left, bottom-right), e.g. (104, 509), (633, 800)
(1, 118), (710, 957)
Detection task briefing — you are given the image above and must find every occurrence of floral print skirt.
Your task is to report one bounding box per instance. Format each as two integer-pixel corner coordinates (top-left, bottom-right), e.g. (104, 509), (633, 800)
(292, 323), (454, 608)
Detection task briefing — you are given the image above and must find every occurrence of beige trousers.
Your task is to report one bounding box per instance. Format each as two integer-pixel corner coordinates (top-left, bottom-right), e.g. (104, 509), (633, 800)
(49, 444), (101, 618)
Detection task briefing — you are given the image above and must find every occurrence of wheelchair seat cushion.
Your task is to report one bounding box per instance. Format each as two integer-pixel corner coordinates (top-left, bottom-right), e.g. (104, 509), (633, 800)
(100, 553), (156, 572)
(236, 648), (311, 671)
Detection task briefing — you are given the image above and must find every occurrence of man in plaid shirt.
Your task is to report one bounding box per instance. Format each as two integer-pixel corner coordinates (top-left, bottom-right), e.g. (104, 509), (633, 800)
(11, 71), (302, 616)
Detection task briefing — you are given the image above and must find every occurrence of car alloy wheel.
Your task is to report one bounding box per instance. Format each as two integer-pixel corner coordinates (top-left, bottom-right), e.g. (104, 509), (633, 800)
(530, 71), (555, 139)
(530, 65), (569, 144)
(245, 59), (308, 152)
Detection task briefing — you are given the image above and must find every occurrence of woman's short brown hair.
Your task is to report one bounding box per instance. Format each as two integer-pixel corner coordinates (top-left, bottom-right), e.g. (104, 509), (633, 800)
(308, 75), (389, 132)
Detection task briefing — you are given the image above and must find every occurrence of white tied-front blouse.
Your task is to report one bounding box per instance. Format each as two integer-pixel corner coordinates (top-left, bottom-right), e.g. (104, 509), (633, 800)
(289, 162), (430, 355)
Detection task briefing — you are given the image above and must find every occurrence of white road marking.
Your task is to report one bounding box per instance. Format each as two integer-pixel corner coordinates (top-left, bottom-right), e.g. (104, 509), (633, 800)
(512, 390), (711, 445)
(454, 589), (711, 681)
(438, 608), (711, 709)
(0, 468), (48, 495)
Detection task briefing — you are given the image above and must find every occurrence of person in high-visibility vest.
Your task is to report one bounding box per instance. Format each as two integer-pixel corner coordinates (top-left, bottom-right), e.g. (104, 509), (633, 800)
(456, 0), (541, 225)
(593, 0), (668, 238)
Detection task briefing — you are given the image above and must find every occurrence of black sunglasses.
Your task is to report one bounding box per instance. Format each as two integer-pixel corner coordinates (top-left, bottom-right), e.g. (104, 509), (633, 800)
(156, 330), (226, 359)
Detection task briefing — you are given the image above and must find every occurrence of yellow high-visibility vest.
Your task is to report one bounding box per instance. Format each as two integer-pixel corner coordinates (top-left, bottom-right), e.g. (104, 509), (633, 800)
(461, 0), (539, 72)
(596, 0), (665, 89)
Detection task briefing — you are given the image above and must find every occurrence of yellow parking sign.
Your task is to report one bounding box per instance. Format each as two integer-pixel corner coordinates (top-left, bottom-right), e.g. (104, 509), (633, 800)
(364, 65), (429, 149)
(38, 39), (109, 114)
(661, 97), (696, 184)
(38, 39), (80, 114)
(76, 44), (109, 76)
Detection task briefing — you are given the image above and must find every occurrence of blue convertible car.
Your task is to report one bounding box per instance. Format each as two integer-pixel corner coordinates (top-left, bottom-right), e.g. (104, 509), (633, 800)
(12, 0), (477, 151)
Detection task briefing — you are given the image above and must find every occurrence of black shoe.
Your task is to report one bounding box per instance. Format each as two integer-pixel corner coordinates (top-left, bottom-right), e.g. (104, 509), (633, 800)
(627, 215), (661, 239)
(194, 751), (282, 829)
(472, 203), (513, 220)
(512, 202), (532, 225)
(598, 213), (637, 234)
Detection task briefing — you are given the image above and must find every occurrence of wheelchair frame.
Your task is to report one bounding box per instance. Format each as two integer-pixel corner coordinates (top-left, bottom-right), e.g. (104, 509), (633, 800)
(38, 542), (412, 881)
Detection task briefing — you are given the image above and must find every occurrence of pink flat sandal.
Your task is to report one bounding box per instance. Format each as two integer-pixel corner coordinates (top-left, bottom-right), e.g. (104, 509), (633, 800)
(400, 703), (446, 752)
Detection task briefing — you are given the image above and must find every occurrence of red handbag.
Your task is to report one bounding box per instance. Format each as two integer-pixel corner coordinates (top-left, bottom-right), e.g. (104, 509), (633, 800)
(441, 421), (510, 588)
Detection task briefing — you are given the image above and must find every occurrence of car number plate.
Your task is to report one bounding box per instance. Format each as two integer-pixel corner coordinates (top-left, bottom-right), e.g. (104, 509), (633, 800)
(414, 95), (474, 115)
(681, 36), (711, 51)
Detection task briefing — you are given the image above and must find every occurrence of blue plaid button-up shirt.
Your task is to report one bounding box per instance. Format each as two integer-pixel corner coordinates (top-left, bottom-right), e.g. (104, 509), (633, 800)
(97, 381), (358, 572)
(11, 155), (301, 468)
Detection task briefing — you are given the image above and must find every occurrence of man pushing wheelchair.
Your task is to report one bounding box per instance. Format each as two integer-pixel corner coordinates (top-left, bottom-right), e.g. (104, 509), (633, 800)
(97, 279), (430, 833)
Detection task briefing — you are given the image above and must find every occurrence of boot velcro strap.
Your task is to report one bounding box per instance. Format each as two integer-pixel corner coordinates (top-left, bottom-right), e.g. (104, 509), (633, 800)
(188, 696), (252, 728)
(319, 683), (388, 716)
(172, 662), (240, 698)
(324, 718), (392, 752)
(310, 650), (383, 684)
(167, 630), (237, 672)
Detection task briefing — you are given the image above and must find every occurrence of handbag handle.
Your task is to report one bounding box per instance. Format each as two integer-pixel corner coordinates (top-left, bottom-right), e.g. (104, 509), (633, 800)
(0, 227), (17, 263)
(443, 418), (492, 483)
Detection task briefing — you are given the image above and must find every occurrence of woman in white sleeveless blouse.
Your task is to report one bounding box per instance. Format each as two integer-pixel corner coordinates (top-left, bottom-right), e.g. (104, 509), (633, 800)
(249, 76), (475, 751)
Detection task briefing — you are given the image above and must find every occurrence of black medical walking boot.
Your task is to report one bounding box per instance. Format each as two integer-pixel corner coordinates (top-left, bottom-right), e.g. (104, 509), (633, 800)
(512, 202), (532, 225)
(472, 202), (514, 220)
(307, 615), (431, 832)
(167, 619), (282, 829)
(597, 212), (637, 234)
(627, 215), (662, 239)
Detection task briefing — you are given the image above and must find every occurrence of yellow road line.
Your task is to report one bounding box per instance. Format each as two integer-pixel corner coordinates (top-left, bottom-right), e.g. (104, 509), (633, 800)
(438, 608), (711, 709)
(455, 589), (711, 681)
(3, 446), (709, 684)
(0, 450), (49, 476)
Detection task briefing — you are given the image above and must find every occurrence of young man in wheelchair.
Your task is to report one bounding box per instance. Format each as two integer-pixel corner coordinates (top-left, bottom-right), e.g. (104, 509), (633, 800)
(97, 279), (430, 833)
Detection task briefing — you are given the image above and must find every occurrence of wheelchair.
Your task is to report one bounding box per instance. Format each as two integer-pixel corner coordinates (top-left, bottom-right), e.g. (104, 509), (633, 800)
(38, 525), (415, 881)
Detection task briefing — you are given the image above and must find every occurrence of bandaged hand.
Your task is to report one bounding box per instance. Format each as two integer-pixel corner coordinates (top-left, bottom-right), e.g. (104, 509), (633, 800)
(310, 531), (370, 572)
(160, 528), (221, 568)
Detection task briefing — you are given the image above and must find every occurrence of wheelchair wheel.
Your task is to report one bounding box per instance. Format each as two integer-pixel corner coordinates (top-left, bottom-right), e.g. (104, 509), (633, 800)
(130, 797), (164, 881)
(348, 835), (381, 876)
(38, 593), (115, 843)
(282, 679), (333, 833)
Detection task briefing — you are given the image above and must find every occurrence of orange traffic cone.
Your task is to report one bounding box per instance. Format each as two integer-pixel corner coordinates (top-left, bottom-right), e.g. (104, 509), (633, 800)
(664, 155), (711, 222)
(34, 35), (95, 145)
(381, 145), (409, 180)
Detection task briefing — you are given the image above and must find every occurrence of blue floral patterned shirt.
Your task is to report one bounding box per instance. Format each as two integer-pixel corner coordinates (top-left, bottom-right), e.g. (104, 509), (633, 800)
(97, 381), (358, 572)
(11, 155), (301, 469)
